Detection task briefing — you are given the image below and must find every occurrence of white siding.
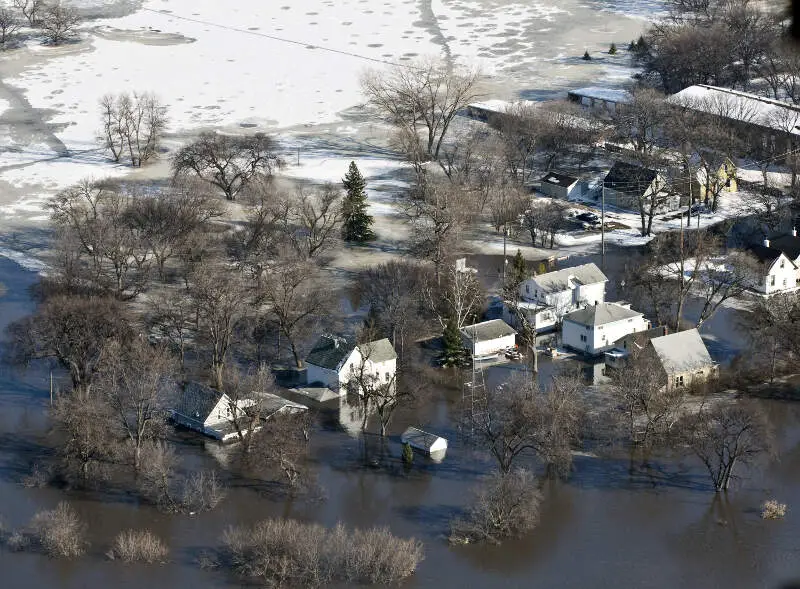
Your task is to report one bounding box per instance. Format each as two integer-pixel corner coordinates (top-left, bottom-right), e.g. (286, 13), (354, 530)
(762, 255), (797, 295)
(519, 280), (606, 323)
(339, 348), (397, 395)
(469, 334), (517, 357)
(563, 315), (650, 355)
(306, 363), (340, 389)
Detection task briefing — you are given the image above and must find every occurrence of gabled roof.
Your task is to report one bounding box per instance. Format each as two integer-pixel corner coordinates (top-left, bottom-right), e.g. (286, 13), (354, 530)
(564, 302), (642, 327)
(306, 335), (354, 370)
(173, 382), (225, 422)
(358, 338), (397, 363)
(747, 243), (785, 265)
(540, 172), (578, 188)
(668, 84), (800, 136)
(767, 234), (800, 261)
(611, 325), (668, 351)
(650, 329), (714, 374)
(604, 161), (659, 195)
(696, 150), (735, 172)
(461, 319), (517, 342)
(528, 262), (608, 294)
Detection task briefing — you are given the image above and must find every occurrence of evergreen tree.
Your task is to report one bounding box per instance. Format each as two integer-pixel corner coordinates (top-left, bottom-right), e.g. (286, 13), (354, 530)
(582, 50), (591, 61)
(628, 39), (636, 51)
(609, 42), (617, 55)
(402, 442), (414, 466)
(441, 316), (465, 367)
(341, 161), (375, 242)
(509, 249), (528, 290)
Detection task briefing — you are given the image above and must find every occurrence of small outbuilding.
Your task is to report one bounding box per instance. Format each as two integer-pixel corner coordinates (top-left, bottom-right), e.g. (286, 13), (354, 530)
(401, 427), (448, 460)
(539, 172), (580, 200)
(649, 328), (717, 390)
(460, 319), (517, 358)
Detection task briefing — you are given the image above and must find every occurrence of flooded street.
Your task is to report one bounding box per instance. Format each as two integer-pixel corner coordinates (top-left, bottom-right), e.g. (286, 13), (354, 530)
(1, 255), (799, 589)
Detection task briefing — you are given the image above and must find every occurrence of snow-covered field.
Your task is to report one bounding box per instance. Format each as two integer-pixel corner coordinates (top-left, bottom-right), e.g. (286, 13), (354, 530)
(0, 0), (652, 266)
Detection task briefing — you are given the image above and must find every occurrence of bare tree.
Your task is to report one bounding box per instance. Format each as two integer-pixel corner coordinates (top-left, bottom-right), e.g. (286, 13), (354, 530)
(96, 339), (174, 471)
(51, 393), (115, 483)
(449, 468), (542, 545)
(7, 295), (132, 399)
(739, 293), (800, 382)
(220, 364), (277, 452)
(39, 3), (81, 45)
(424, 262), (484, 330)
(522, 199), (566, 249)
(610, 347), (684, 448)
(99, 92), (167, 167)
(694, 249), (760, 328)
(188, 265), (249, 390)
(172, 132), (282, 200)
(679, 401), (772, 492)
(146, 292), (195, 372)
(12, 0), (43, 27)
(471, 373), (585, 475)
(273, 184), (343, 259)
(257, 253), (329, 369)
(612, 87), (671, 156)
(248, 412), (312, 492)
(0, 8), (20, 47)
(361, 57), (482, 160)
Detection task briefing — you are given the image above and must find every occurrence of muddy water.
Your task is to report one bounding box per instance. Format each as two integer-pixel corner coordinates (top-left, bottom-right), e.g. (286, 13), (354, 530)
(1, 251), (800, 589)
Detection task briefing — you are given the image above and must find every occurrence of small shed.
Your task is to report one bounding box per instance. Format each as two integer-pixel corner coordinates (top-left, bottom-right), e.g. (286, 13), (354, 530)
(539, 172), (580, 200)
(461, 319), (517, 358)
(401, 427), (448, 460)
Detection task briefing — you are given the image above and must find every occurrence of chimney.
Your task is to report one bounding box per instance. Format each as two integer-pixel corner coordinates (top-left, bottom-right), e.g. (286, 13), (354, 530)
(763, 237), (771, 248)
(793, 227), (797, 238)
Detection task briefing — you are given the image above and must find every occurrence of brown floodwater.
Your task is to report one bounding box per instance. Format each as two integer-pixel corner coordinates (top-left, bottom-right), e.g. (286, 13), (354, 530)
(1, 255), (799, 589)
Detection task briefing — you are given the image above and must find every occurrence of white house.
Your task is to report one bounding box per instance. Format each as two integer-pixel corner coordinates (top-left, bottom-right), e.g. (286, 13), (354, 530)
(401, 427), (448, 461)
(306, 335), (398, 395)
(746, 239), (798, 295)
(514, 262), (608, 331)
(171, 382), (307, 442)
(562, 302), (650, 356)
(649, 329), (717, 390)
(460, 319), (517, 358)
(539, 172), (580, 200)
(764, 230), (800, 284)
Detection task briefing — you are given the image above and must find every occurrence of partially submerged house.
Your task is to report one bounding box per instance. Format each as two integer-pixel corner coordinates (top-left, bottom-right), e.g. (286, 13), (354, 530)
(401, 427), (448, 461)
(539, 172), (580, 200)
(745, 238), (798, 295)
(561, 302), (650, 356)
(171, 382), (307, 442)
(306, 335), (398, 395)
(461, 319), (517, 358)
(649, 329), (717, 390)
(603, 161), (675, 212)
(511, 262), (608, 332)
(604, 325), (669, 370)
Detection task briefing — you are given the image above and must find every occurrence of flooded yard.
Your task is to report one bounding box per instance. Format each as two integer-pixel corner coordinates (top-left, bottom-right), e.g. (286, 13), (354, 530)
(0, 255), (799, 589)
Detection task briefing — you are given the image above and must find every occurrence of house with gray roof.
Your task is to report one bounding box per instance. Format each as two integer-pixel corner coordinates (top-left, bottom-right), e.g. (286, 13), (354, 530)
(745, 237), (798, 296)
(460, 319), (517, 358)
(515, 263), (608, 331)
(603, 161), (673, 211)
(171, 382), (307, 442)
(649, 329), (717, 390)
(305, 335), (397, 396)
(562, 302), (650, 356)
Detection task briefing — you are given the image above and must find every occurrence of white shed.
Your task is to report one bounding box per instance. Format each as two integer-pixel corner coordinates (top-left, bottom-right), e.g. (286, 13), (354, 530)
(460, 319), (517, 358)
(539, 172), (580, 200)
(401, 427), (448, 460)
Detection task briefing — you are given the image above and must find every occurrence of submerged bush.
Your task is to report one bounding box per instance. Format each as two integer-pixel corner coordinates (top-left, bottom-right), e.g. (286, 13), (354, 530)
(30, 502), (87, 558)
(221, 518), (423, 587)
(109, 529), (169, 563)
(761, 499), (787, 520)
(449, 469), (542, 545)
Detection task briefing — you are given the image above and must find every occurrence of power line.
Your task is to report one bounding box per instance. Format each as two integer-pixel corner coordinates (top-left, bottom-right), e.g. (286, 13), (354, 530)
(140, 7), (415, 69)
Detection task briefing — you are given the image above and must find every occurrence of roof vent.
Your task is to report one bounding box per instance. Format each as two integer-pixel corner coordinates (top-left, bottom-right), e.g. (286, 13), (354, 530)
(763, 238), (771, 248)
(793, 227), (797, 238)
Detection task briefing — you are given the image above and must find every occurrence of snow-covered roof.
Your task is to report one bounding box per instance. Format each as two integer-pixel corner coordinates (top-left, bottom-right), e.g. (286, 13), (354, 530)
(461, 319), (517, 342)
(668, 85), (800, 136)
(467, 99), (538, 112)
(650, 329), (715, 375)
(564, 302), (643, 327)
(541, 171), (579, 188)
(528, 263), (608, 294)
(568, 87), (632, 104)
(401, 427), (448, 453)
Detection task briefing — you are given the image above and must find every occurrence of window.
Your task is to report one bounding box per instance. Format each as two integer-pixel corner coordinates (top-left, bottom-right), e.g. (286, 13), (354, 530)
(781, 260), (785, 269)
(771, 275), (776, 287)
(784, 278), (788, 287)
(675, 375), (684, 388)
(580, 334), (587, 342)
(598, 325), (604, 331)
(385, 372), (391, 382)
(525, 284), (530, 294)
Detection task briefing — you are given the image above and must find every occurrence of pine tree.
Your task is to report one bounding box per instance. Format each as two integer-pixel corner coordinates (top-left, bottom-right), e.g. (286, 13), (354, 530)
(341, 161), (375, 242)
(609, 42), (617, 55)
(582, 50), (591, 61)
(509, 249), (528, 290)
(628, 40), (636, 51)
(402, 442), (414, 466)
(441, 316), (464, 367)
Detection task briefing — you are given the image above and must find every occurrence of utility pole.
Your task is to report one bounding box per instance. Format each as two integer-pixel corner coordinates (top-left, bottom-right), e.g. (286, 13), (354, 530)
(49, 369), (53, 407)
(502, 225), (508, 285)
(601, 180), (606, 273)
